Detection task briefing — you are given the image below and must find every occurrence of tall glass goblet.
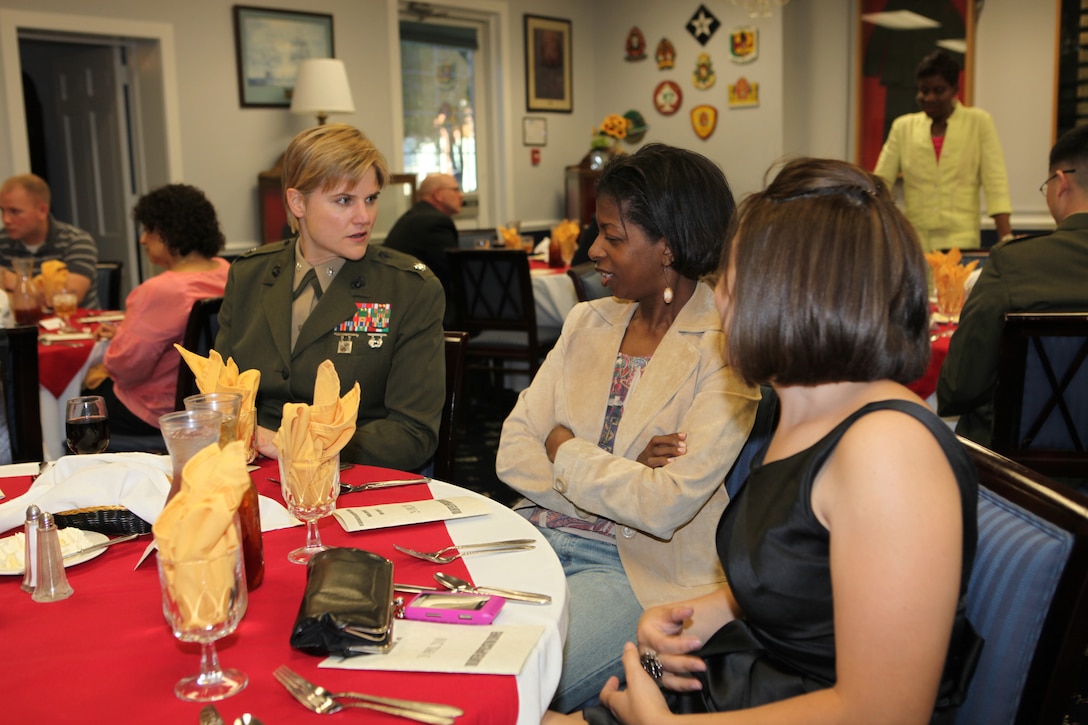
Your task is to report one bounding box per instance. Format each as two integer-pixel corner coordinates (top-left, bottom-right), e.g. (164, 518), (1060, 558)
(65, 395), (109, 454)
(160, 410), (221, 502)
(157, 528), (248, 702)
(279, 451), (340, 564)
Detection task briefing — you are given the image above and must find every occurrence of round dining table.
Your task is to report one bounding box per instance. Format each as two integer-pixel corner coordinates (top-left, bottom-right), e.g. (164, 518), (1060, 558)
(0, 458), (569, 724)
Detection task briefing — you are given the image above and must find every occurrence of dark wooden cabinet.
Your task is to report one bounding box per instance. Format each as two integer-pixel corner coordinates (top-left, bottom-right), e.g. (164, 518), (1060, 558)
(565, 150), (613, 227)
(258, 154), (290, 245)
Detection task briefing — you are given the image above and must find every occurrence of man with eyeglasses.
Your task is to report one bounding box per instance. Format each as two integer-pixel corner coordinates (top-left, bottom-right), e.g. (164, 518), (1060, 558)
(937, 123), (1088, 446)
(382, 173), (463, 326)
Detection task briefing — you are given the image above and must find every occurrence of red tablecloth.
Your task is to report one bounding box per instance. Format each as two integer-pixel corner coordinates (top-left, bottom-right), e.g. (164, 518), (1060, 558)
(37, 308), (99, 397)
(1, 460), (519, 724)
(907, 324), (956, 400)
(529, 259), (568, 274)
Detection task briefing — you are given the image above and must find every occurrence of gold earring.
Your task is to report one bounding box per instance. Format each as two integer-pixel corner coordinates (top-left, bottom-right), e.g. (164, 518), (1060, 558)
(662, 265), (674, 304)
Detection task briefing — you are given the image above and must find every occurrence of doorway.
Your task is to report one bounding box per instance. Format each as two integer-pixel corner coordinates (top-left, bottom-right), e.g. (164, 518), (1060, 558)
(0, 10), (182, 298)
(20, 37), (135, 289)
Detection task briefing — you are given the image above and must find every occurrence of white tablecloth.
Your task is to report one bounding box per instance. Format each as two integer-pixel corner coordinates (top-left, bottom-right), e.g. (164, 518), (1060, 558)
(531, 268), (578, 338)
(40, 340), (108, 461)
(431, 479), (569, 724)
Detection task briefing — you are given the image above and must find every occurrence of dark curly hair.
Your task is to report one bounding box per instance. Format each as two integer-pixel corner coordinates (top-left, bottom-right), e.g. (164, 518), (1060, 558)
(132, 184), (225, 258)
(595, 143), (735, 279)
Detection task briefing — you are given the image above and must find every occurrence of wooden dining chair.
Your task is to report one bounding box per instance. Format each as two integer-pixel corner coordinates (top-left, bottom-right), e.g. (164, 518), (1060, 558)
(433, 331), (468, 481)
(0, 325), (43, 463)
(991, 312), (1088, 479)
(174, 297), (224, 410)
(95, 261), (124, 310)
(446, 249), (557, 390)
(954, 437), (1088, 725)
(566, 261), (609, 303)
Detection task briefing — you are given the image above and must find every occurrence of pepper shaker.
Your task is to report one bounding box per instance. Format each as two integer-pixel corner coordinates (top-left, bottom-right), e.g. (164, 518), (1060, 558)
(20, 505), (41, 594)
(31, 512), (74, 602)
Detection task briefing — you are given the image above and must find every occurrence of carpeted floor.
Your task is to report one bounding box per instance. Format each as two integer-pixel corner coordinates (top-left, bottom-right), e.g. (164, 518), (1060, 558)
(447, 378), (520, 508)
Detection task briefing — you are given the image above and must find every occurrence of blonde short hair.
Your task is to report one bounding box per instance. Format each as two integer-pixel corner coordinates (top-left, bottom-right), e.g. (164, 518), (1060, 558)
(280, 124), (389, 232)
(1, 173), (50, 206)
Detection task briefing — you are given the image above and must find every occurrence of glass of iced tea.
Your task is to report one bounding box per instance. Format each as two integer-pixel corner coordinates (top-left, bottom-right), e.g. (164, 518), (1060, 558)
(52, 291), (78, 332)
(65, 395), (109, 454)
(183, 393), (242, 449)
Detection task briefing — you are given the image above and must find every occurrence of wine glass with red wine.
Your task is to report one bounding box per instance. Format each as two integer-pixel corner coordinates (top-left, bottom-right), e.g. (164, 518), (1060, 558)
(65, 395), (110, 454)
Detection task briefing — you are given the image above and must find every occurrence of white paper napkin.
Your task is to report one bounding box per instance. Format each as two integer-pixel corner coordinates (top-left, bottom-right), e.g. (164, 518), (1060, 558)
(0, 453), (298, 534)
(532, 238), (550, 260)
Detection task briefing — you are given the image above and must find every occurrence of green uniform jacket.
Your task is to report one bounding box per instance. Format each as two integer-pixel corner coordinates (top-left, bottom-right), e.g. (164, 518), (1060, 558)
(936, 213), (1088, 445)
(215, 239), (445, 471)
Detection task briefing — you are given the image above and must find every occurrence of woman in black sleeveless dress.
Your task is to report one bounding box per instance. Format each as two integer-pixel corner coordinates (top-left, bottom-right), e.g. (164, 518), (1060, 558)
(548, 158), (980, 725)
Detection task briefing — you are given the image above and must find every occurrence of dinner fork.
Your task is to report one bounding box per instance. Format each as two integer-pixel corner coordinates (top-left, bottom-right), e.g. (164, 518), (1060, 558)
(273, 666), (457, 724)
(393, 540), (535, 564)
(275, 666), (462, 718)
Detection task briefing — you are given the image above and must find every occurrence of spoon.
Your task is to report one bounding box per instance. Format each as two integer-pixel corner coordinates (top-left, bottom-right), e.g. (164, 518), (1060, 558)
(434, 571), (552, 604)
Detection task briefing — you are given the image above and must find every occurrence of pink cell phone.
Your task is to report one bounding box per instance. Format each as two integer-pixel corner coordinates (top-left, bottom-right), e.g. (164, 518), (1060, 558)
(403, 591), (505, 625)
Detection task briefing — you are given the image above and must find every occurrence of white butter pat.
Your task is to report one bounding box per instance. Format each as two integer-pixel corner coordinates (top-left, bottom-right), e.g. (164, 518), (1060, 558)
(0, 528), (91, 570)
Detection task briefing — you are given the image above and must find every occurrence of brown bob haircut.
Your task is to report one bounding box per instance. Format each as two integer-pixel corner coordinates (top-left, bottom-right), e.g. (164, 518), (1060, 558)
(281, 123), (389, 233)
(724, 157), (930, 387)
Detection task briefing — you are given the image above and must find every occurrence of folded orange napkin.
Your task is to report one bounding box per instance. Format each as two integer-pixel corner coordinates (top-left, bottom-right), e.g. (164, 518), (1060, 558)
(273, 360), (359, 508)
(925, 248), (979, 318)
(497, 225), (522, 248)
(152, 440), (249, 628)
(34, 260), (69, 300)
(551, 219), (581, 261)
(175, 346), (261, 457)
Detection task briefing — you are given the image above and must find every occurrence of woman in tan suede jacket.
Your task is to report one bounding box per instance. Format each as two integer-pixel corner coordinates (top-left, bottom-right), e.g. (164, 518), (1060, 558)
(496, 144), (759, 713)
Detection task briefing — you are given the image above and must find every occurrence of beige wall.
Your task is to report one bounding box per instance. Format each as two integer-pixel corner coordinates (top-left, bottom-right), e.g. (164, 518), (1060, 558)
(0, 0), (1062, 256)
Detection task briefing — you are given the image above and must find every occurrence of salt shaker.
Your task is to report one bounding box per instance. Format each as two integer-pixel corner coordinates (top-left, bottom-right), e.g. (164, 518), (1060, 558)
(19, 505), (41, 594)
(31, 512), (74, 602)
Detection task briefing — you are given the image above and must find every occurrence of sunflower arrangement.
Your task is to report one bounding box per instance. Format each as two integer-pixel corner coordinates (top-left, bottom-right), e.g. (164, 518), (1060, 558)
(591, 113), (631, 149)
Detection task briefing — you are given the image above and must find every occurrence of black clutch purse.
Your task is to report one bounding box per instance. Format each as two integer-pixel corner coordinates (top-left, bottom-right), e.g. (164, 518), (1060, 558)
(289, 547), (396, 656)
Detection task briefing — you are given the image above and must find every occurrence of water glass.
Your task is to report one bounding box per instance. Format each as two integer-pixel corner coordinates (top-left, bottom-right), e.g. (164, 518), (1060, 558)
(65, 395), (109, 454)
(159, 410), (221, 502)
(184, 393), (242, 449)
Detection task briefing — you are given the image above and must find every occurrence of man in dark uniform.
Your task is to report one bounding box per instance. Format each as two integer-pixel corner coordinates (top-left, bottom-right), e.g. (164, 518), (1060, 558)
(382, 172), (462, 326)
(937, 124), (1088, 445)
(215, 124), (444, 472)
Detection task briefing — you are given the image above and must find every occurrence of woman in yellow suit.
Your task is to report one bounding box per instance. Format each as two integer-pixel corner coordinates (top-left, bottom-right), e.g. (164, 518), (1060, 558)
(874, 49), (1012, 252)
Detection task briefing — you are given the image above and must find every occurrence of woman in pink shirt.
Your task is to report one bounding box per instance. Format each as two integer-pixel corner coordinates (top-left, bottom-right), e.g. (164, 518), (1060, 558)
(85, 184), (229, 437)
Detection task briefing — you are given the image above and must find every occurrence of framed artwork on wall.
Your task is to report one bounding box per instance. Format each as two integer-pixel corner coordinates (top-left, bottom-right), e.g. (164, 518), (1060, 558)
(525, 15), (572, 113)
(856, 0), (974, 170)
(523, 117), (548, 146)
(233, 5), (334, 108)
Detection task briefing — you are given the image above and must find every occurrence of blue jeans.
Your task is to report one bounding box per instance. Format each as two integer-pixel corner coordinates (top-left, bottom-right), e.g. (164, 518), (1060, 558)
(540, 526), (643, 713)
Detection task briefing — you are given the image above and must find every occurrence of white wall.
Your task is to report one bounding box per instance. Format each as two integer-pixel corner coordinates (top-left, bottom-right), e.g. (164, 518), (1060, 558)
(0, 0), (1064, 258)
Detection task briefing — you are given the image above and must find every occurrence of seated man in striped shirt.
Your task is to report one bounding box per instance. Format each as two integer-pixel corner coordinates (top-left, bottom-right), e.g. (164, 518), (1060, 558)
(0, 173), (99, 308)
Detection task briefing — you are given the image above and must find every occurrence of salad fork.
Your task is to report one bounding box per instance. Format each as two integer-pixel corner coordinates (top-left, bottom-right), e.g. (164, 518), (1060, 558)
(273, 666), (457, 724)
(393, 539), (535, 564)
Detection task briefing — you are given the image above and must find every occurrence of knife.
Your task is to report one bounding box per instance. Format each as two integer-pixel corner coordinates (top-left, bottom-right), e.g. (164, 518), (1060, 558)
(200, 704), (226, 725)
(394, 582), (440, 593)
(62, 532), (140, 559)
(339, 478), (429, 493)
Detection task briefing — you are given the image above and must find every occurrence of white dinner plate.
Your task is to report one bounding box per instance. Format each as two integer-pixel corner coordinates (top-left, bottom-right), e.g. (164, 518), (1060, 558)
(0, 530), (109, 575)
